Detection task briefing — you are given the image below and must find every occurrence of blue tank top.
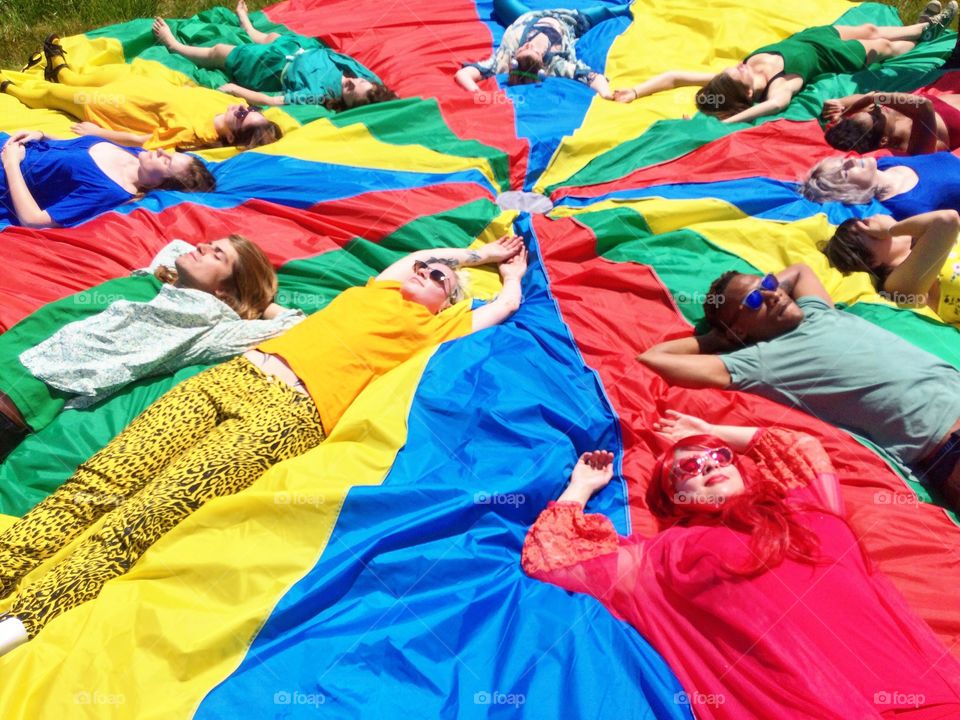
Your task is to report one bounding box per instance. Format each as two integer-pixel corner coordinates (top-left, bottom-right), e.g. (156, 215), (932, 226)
(0, 134), (140, 228)
(878, 152), (960, 220)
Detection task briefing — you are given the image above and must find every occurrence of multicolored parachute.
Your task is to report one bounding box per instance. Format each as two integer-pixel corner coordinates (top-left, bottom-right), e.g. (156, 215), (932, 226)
(1, 0), (959, 716)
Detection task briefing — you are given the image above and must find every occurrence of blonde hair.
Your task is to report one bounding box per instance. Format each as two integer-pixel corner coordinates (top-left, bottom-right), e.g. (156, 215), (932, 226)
(802, 158), (880, 204)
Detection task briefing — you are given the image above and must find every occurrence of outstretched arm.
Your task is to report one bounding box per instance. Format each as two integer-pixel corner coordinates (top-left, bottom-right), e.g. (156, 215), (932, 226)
(455, 66), (484, 93)
(653, 410), (759, 451)
(218, 83), (285, 106)
(470, 245), (527, 332)
(71, 122), (150, 147)
(377, 234), (524, 282)
(612, 70), (714, 103)
(636, 332), (733, 388)
(522, 450), (638, 596)
(1, 142), (55, 229)
(721, 81), (798, 124)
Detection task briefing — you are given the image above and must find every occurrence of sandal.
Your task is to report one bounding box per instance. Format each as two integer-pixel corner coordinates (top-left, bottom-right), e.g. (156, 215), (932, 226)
(42, 33), (69, 82)
(0, 80), (12, 94)
(21, 48), (42, 73)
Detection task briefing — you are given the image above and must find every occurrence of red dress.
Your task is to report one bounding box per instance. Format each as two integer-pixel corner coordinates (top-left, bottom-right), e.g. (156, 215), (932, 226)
(522, 429), (960, 719)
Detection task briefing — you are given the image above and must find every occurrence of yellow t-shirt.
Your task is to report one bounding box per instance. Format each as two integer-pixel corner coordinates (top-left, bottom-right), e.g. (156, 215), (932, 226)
(81, 79), (233, 150)
(937, 245), (960, 325)
(258, 279), (473, 432)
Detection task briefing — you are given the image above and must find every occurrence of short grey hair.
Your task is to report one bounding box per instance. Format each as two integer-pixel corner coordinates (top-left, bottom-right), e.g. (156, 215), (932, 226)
(801, 157), (879, 204)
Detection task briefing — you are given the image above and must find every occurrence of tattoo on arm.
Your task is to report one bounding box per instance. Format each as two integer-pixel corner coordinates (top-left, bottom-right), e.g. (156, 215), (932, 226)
(465, 250), (481, 267)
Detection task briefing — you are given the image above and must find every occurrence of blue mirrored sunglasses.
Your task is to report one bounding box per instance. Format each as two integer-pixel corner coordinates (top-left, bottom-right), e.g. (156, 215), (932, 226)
(741, 274), (779, 311)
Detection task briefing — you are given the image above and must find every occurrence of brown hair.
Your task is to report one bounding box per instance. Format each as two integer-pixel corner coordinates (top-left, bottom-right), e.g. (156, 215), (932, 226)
(154, 234), (277, 319)
(820, 219), (890, 285)
(321, 83), (399, 112)
(508, 55), (543, 86)
(695, 72), (753, 118)
(180, 120), (284, 152)
(146, 156), (217, 193)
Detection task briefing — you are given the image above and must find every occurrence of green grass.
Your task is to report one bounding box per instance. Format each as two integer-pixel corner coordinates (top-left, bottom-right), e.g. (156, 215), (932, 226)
(0, 0), (272, 70)
(0, 1), (950, 75)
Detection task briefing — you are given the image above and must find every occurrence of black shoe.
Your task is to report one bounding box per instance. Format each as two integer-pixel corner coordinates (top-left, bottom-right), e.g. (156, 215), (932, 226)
(0, 412), (28, 463)
(42, 33), (69, 82)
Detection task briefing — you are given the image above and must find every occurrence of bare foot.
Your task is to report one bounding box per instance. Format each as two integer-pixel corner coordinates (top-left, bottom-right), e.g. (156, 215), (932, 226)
(152, 17), (177, 49)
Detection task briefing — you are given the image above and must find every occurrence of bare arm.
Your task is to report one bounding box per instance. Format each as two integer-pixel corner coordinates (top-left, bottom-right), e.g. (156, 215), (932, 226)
(588, 73), (612, 99)
(1, 144), (56, 229)
(883, 210), (960, 303)
(377, 234), (524, 282)
(877, 93), (941, 156)
(455, 67), (483, 93)
(721, 82), (798, 124)
(653, 410), (759, 451)
(71, 122), (150, 147)
(636, 332), (733, 388)
(260, 302), (285, 320)
(775, 263), (833, 305)
(218, 83), (285, 106)
(821, 93), (872, 121)
(613, 70), (715, 103)
(470, 247), (526, 332)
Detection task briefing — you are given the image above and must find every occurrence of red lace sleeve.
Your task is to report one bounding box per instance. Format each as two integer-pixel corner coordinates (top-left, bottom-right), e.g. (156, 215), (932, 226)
(522, 501), (624, 597)
(745, 427), (842, 513)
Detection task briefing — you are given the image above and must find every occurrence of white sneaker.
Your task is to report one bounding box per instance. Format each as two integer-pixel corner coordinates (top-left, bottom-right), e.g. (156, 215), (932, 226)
(0, 614), (27, 656)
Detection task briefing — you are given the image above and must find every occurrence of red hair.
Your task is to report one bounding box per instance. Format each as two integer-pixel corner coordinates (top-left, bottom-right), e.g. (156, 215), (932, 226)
(647, 435), (823, 577)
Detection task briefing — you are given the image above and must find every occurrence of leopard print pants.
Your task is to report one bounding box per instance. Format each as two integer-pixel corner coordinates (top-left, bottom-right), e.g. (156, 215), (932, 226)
(0, 356), (324, 637)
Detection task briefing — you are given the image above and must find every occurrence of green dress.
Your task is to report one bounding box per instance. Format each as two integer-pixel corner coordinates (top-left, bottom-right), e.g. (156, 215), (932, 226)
(223, 33), (381, 105)
(747, 25), (867, 85)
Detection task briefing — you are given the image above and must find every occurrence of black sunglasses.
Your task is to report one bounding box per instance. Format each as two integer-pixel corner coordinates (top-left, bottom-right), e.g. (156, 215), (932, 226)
(234, 105), (263, 122)
(413, 260), (452, 293)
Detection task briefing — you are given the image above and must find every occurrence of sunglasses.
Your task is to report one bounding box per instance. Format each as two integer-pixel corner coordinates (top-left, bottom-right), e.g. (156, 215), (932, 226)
(672, 447), (734, 482)
(413, 260), (452, 294)
(233, 105), (263, 123)
(740, 274), (779, 311)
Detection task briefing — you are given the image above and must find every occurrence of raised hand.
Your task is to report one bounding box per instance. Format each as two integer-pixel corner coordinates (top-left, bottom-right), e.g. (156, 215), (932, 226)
(483, 234), (524, 263)
(653, 409), (714, 443)
(821, 99), (844, 122)
(70, 122), (102, 136)
(569, 450), (615, 494)
(498, 244), (528, 281)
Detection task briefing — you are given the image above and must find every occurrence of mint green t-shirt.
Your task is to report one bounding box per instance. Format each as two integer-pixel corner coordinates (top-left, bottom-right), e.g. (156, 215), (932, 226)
(720, 296), (960, 467)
